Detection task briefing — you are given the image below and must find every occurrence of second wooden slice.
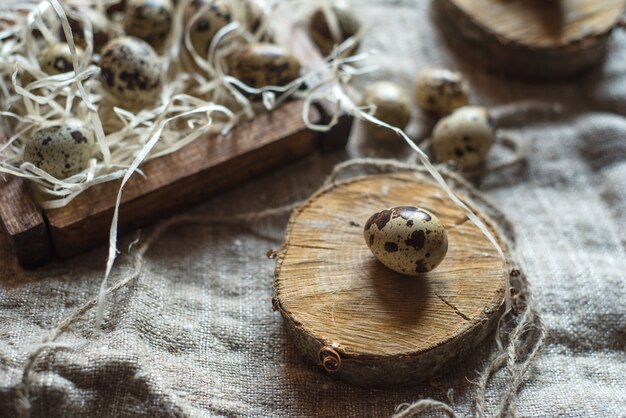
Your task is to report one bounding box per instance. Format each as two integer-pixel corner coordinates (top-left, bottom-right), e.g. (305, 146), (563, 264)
(435, 0), (626, 78)
(273, 172), (509, 387)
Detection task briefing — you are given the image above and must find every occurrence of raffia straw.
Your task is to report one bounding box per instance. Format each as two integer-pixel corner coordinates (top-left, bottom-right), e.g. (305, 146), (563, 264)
(0, 0), (245, 208)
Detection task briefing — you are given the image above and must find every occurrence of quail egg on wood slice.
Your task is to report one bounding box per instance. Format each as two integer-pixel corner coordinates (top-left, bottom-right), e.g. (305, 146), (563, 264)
(229, 43), (301, 90)
(99, 36), (162, 107)
(23, 119), (94, 179)
(432, 106), (494, 170)
(361, 81), (411, 140)
(124, 0), (174, 53)
(414, 68), (469, 116)
(364, 206), (448, 275)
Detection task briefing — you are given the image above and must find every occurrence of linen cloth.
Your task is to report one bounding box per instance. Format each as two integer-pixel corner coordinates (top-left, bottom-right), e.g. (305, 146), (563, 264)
(1, 1), (625, 416)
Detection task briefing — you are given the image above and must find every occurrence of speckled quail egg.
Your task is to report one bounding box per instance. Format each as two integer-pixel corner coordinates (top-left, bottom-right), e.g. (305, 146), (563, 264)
(124, 0), (174, 53)
(243, 0), (271, 40)
(183, 0), (232, 58)
(309, 3), (360, 56)
(414, 68), (469, 116)
(62, 7), (116, 52)
(364, 206), (448, 275)
(432, 106), (494, 169)
(362, 81), (411, 140)
(106, 0), (127, 17)
(23, 120), (94, 179)
(229, 43), (301, 89)
(38, 43), (84, 75)
(99, 36), (162, 107)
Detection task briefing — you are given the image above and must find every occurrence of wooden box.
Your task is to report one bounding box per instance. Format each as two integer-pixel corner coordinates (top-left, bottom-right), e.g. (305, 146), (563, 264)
(0, 24), (353, 268)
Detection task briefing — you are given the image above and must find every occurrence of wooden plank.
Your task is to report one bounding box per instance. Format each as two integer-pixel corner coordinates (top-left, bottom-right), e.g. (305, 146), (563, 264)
(0, 129), (54, 268)
(45, 100), (320, 258)
(0, 175), (54, 268)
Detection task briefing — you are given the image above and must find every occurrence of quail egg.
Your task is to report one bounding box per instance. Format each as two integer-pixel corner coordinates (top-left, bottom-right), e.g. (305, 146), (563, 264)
(309, 3), (360, 56)
(23, 119), (94, 179)
(364, 206), (448, 275)
(362, 81), (411, 140)
(183, 0), (232, 58)
(62, 7), (116, 52)
(124, 0), (174, 52)
(229, 43), (301, 89)
(99, 36), (162, 107)
(106, 0), (127, 17)
(414, 68), (469, 116)
(432, 106), (494, 169)
(38, 43), (84, 75)
(242, 0), (272, 41)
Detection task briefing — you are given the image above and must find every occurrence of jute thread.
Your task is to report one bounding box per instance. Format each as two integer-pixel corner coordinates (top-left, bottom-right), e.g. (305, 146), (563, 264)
(16, 159), (545, 418)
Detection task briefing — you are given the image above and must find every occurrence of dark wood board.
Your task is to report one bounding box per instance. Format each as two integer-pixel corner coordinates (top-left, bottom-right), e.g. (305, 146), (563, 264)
(0, 167), (53, 269)
(47, 101), (320, 259)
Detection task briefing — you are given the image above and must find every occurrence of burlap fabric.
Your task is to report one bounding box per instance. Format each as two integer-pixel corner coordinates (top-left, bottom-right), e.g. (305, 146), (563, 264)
(1, 1), (625, 416)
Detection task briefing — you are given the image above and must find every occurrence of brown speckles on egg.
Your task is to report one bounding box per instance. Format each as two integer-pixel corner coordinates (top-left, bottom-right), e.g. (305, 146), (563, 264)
(414, 68), (469, 116)
(70, 131), (88, 144)
(432, 106), (494, 170)
(196, 19), (210, 32)
(184, 0), (232, 58)
(415, 260), (429, 274)
(384, 242), (398, 252)
(364, 206), (448, 276)
(405, 230), (426, 251)
(364, 209), (392, 231)
(23, 120), (94, 179)
(99, 37), (161, 107)
(38, 43), (84, 75)
(229, 43), (301, 90)
(124, 0), (173, 52)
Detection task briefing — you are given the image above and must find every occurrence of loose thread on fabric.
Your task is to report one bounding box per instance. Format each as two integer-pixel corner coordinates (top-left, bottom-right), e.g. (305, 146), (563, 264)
(15, 200), (300, 418)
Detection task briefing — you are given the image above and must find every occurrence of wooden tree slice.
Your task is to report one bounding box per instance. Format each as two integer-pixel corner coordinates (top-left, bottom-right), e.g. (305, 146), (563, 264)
(435, 0), (626, 78)
(273, 172), (509, 387)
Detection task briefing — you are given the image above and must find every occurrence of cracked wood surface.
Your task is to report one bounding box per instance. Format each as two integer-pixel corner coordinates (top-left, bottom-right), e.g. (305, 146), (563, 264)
(274, 172), (507, 386)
